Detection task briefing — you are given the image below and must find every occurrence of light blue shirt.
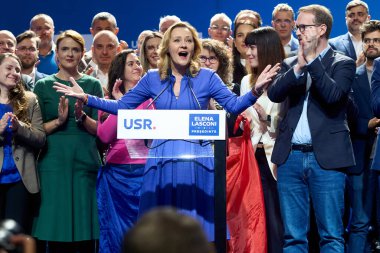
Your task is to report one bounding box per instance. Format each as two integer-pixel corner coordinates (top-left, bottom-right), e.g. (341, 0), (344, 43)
(291, 46), (331, 144)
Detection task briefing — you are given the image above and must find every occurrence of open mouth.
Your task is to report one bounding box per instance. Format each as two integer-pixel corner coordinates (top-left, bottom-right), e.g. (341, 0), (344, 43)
(179, 51), (188, 58)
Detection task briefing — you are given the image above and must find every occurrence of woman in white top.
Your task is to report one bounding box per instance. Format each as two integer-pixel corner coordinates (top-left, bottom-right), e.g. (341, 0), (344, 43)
(240, 26), (285, 253)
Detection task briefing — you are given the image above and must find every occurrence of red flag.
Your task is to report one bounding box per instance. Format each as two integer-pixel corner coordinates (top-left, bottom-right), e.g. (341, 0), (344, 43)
(226, 115), (267, 253)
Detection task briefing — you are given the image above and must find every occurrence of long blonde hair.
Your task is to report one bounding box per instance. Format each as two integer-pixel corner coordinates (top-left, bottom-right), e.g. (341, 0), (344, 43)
(158, 22), (201, 80)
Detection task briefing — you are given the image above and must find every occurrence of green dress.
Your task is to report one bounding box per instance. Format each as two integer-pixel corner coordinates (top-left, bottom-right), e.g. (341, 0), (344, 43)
(32, 75), (103, 242)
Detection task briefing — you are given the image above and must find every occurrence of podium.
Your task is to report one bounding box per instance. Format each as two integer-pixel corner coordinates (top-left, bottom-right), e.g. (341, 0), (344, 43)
(118, 109), (227, 253)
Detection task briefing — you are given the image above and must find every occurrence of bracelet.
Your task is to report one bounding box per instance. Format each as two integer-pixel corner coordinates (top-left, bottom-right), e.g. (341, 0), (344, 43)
(251, 88), (263, 97)
(83, 94), (88, 105)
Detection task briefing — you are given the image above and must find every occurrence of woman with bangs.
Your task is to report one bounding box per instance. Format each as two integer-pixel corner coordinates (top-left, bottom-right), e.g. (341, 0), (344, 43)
(0, 53), (45, 233)
(53, 22), (280, 241)
(33, 30), (103, 253)
(240, 26), (285, 253)
(139, 32), (163, 73)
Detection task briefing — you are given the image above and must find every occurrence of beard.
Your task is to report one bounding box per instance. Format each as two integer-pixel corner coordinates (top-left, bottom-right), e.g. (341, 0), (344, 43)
(21, 58), (37, 69)
(364, 48), (380, 60)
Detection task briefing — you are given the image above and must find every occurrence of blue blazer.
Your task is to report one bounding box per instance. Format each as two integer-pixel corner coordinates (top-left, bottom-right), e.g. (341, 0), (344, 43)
(268, 48), (356, 169)
(349, 64), (376, 173)
(329, 33), (357, 61)
(371, 57), (380, 170)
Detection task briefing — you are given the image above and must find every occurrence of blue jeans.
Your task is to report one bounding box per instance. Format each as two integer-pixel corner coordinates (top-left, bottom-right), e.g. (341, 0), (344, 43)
(347, 168), (374, 253)
(277, 150), (346, 253)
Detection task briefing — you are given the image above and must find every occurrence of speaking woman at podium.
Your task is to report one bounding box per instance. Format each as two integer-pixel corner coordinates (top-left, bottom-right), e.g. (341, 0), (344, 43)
(53, 22), (280, 241)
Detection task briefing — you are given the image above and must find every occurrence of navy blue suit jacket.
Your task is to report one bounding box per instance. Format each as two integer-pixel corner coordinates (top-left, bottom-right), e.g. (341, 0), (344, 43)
(349, 64), (376, 174)
(371, 57), (380, 170)
(329, 33), (357, 61)
(268, 48), (356, 169)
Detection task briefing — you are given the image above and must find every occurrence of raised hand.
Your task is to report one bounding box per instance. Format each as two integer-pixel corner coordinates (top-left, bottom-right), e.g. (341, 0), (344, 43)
(53, 77), (86, 101)
(57, 96), (69, 126)
(9, 113), (20, 132)
(0, 113), (10, 135)
(74, 99), (84, 120)
(112, 78), (124, 99)
(255, 63), (281, 92)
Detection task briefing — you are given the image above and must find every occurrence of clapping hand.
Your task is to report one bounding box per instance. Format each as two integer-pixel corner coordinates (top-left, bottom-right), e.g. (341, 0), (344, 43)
(0, 113), (10, 135)
(112, 78), (124, 99)
(57, 96), (69, 126)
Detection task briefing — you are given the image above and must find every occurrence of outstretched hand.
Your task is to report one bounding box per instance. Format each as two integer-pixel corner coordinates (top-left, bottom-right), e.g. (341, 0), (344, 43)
(53, 77), (86, 101)
(255, 63), (281, 92)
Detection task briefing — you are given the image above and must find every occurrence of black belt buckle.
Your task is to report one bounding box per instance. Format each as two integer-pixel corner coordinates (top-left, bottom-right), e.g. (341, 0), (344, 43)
(292, 144), (313, 152)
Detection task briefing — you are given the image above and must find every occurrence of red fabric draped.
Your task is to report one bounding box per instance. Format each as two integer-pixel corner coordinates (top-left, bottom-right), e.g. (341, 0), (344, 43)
(226, 115), (267, 253)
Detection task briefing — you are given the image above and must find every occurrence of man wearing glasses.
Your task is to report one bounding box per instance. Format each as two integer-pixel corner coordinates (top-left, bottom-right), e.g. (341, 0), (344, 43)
(348, 20), (380, 253)
(271, 3), (299, 58)
(268, 4), (356, 253)
(208, 13), (232, 46)
(0, 30), (34, 91)
(330, 1), (370, 66)
(15, 31), (47, 91)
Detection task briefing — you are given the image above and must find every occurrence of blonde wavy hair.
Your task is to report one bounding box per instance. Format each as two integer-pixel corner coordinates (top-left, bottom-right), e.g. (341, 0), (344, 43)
(158, 22), (201, 80)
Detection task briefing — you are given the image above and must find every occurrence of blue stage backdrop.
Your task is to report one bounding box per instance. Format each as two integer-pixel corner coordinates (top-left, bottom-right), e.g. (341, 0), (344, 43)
(1, 0), (379, 50)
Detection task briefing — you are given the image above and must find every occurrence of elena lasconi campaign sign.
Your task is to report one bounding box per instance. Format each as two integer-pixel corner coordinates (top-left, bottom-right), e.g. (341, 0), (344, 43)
(117, 110), (226, 140)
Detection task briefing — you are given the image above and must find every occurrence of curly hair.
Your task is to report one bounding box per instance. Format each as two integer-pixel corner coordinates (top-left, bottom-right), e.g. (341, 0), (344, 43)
(201, 39), (233, 86)
(0, 53), (29, 125)
(158, 22), (201, 80)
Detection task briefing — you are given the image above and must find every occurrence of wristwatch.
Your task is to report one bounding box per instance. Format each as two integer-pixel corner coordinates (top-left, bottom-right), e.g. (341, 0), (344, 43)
(76, 112), (87, 125)
(266, 115), (271, 123)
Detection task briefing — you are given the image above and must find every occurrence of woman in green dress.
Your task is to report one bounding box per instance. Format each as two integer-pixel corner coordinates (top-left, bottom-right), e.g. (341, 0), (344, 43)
(32, 30), (103, 253)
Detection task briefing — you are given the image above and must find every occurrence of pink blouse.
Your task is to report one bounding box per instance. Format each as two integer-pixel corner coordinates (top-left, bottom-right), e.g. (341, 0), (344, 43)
(97, 100), (151, 164)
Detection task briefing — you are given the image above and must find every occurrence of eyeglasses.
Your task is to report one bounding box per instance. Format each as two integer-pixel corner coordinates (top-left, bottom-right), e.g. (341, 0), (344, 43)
(16, 46), (37, 53)
(199, 55), (218, 64)
(293, 24), (319, 33)
(273, 19), (292, 25)
(210, 25), (230, 32)
(363, 38), (380, 45)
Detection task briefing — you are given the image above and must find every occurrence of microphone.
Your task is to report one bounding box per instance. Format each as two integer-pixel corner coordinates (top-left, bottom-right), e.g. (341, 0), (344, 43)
(186, 69), (201, 110)
(146, 69), (173, 109)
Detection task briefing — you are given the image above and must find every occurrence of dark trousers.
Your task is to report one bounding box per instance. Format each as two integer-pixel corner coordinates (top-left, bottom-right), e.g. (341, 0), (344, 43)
(255, 147), (283, 253)
(0, 181), (34, 234)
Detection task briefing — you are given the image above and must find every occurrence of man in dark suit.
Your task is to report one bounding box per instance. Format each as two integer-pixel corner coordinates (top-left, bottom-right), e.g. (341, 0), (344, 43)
(268, 4), (356, 252)
(348, 20), (380, 253)
(329, 1), (370, 66)
(16, 30), (47, 91)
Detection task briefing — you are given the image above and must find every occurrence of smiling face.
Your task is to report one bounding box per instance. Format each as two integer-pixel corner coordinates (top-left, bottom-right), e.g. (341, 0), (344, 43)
(145, 37), (162, 68)
(56, 37), (83, 71)
(168, 27), (195, 73)
(234, 23), (255, 58)
(124, 53), (143, 87)
(295, 12), (323, 47)
(246, 45), (258, 68)
(0, 56), (21, 90)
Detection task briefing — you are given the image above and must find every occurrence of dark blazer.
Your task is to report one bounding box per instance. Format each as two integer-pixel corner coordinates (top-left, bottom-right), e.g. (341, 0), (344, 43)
(268, 47), (356, 169)
(0, 92), (46, 193)
(349, 64), (376, 174)
(329, 33), (357, 61)
(371, 57), (380, 170)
